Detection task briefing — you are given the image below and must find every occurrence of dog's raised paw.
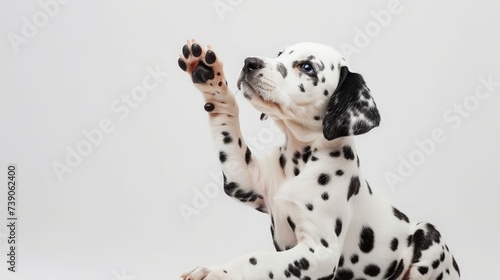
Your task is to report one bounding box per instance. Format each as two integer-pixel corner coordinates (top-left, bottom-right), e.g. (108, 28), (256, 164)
(178, 40), (227, 88)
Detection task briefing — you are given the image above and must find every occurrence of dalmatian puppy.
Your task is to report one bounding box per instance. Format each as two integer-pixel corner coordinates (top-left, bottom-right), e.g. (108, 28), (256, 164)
(177, 40), (461, 280)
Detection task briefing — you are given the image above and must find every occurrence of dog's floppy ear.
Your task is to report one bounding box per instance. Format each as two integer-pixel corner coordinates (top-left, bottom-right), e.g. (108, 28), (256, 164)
(322, 66), (380, 141)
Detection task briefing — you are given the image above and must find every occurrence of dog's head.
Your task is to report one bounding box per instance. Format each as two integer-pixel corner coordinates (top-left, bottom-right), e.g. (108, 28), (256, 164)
(237, 42), (380, 141)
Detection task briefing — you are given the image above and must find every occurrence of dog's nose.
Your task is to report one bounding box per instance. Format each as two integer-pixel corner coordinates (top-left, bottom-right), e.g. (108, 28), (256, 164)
(243, 57), (264, 73)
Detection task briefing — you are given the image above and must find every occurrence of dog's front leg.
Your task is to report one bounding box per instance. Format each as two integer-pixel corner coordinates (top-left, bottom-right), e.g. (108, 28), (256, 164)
(178, 40), (266, 212)
(181, 239), (341, 280)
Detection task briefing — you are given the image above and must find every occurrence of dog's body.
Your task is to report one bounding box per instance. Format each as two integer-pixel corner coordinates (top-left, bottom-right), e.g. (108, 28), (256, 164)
(178, 41), (461, 280)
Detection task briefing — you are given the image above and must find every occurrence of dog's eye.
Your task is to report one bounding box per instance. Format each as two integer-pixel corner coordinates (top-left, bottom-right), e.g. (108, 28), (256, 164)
(299, 63), (316, 76)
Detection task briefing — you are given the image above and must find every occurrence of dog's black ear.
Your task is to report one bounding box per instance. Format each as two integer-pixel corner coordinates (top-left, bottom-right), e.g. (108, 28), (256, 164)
(322, 66), (380, 141)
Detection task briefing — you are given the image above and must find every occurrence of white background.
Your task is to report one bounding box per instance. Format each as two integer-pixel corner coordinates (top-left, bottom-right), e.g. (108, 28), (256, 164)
(1, 0), (499, 279)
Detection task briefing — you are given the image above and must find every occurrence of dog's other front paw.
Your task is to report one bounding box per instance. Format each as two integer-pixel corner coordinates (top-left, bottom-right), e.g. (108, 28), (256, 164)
(178, 39), (227, 89)
(180, 266), (233, 280)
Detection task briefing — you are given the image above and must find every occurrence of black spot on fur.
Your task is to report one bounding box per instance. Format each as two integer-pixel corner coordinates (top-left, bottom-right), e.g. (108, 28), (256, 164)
(269, 272), (274, 279)
(249, 257), (257, 265)
(219, 151), (227, 163)
(311, 156), (318, 161)
(238, 138), (242, 148)
(359, 226), (375, 253)
(385, 259), (404, 280)
(336, 169), (344, 176)
(318, 173), (330, 185)
(407, 234), (413, 247)
(347, 176), (361, 201)
(299, 84), (305, 92)
(222, 131), (232, 144)
(364, 264), (381, 277)
(453, 257), (460, 276)
(437, 272), (443, 280)
(299, 258), (310, 270)
(432, 259), (440, 269)
(338, 255), (344, 267)
(294, 167), (300, 176)
(321, 192), (329, 201)
(391, 238), (399, 251)
(324, 89), (329, 96)
(277, 62), (287, 78)
(245, 147), (252, 164)
(302, 150), (311, 163)
(287, 216), (296, 232)
(412, 224), (442, 263)
(343, 145), (355, 160)
(292, 151), (301, 164)
(393, 207), (410, 223)
(417, 266), (429, 275)
(350, 254), (359, 264)
(279, 154), (286, 169)
(223, 181), (238, 196)
(223, 174), (263, 203)
(335, 269), (353, 280)
(330, 150), (341, 157)
(314, 116), (321, 121)
(306, 203), (313, 211)
(335, 218), (342, 236)
(321, 239), (329, 248)
(273, 240), (281, 252)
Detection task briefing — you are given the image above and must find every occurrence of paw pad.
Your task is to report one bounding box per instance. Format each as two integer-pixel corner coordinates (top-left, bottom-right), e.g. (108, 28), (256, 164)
(191, 43), (202, 57)
(205, 50), (216, 64)
(178, 39), (226, 87)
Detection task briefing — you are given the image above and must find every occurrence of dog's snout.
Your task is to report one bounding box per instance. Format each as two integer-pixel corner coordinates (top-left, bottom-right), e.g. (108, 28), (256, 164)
(243, 57), (264, 73)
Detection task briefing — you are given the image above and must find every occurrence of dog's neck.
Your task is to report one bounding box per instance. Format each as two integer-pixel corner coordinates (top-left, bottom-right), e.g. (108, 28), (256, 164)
(277, 118), (358, 165)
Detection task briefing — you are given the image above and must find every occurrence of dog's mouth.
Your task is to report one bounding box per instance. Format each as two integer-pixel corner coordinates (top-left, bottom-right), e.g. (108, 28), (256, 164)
(239, 80), (281, 109)
(237, 79), (260, 100)
(237, 76), (277, 104)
